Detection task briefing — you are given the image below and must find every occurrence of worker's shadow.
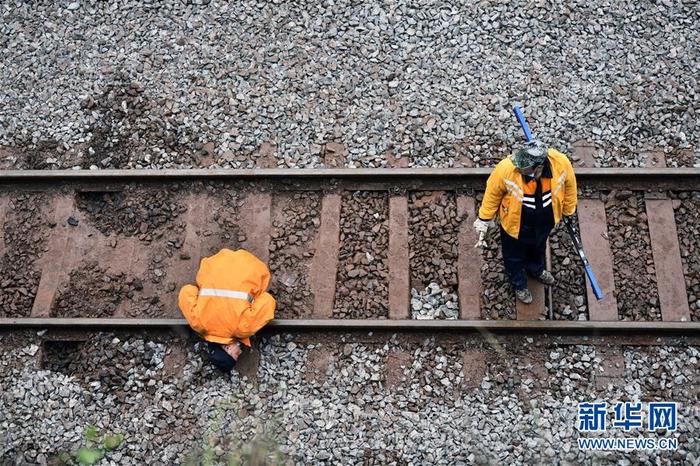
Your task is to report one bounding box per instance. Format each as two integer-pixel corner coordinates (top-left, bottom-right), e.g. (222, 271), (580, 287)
(234, 339), (261, 380)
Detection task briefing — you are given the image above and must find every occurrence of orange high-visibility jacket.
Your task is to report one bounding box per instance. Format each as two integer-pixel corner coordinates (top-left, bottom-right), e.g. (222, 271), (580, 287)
(478, 149), (578, 239)
(178, 249), (276, 346)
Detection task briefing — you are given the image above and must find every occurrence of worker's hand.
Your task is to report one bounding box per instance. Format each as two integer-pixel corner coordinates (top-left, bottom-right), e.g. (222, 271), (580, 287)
(473, 218), (493, 248)
(473, 218), (493, 235)
(222, 342), (242, 361)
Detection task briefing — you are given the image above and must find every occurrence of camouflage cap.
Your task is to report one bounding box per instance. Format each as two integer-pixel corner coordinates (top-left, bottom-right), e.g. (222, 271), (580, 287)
(513, 139), (548, 169)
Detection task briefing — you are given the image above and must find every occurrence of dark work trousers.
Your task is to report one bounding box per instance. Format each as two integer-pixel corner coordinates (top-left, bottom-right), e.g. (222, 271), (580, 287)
(500, 227), (549, 290)
(500, 171), (554, 290)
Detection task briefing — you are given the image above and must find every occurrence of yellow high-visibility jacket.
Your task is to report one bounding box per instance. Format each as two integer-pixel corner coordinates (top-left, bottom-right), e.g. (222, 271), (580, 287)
(478, 149), (577, 239)
(178, 249), (275, 347)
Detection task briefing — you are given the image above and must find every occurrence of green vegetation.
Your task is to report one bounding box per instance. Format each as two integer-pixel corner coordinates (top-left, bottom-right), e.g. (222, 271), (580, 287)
(57, 425), (124, 465)
(184, 429), (285, 466)
(184, 408), (285, 466)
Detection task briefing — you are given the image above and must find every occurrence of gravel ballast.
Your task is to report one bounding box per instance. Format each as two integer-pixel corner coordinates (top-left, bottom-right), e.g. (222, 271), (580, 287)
(475, 199), (516, 320)
(549, 216), (588, 321)
(410, 283), (459, 320)
(51, 262), (130, 318)
(0, 332), (698, 465)
(333, 191), (389, 319)
(269, 193), (321, 319)
(408, 191), (459, 303)
(0, 194), (48, 318)
(2, 2), (700, 464)
(604, 191), (661, 321)
(76, 188), (185, 240)
(672, 191), (700, 322)
(1, 2), (698, 169)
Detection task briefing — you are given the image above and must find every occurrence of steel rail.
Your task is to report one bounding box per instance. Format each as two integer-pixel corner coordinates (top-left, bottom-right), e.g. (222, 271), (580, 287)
(0, 168), (700, 180)
(2, 318), (699, 334)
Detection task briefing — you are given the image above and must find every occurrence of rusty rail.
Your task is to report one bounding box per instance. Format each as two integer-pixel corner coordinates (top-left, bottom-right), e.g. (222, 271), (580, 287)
(1, 318), (699, 335)
(0, 167), (699, 182)
(1, 166), (699, 331)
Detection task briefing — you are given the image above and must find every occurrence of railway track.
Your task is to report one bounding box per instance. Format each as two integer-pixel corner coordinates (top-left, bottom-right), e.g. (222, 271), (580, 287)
(1, 149), (699, 335)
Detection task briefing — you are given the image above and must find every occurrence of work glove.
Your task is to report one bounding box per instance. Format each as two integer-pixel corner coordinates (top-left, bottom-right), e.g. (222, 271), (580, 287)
(473, 218), (494, 248)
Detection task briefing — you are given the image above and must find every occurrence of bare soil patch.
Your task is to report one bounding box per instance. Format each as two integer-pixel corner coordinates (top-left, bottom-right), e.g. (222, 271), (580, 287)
(303, 347), (332, 384)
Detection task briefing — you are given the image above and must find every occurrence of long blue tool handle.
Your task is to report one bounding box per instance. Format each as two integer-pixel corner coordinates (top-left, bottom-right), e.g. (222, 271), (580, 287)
(513, 105), (533, 142)
(584, 265), (604, 300)
(563, 217), (605, 301)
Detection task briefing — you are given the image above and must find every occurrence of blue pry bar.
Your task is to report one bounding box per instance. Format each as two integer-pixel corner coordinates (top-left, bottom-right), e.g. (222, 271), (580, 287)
(585, 265), (605, 300)
(513, 105), (533, 142)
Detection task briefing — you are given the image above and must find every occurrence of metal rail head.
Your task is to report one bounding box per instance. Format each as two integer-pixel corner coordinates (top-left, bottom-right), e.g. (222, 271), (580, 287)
(1, 318), (699, 335)
(0, 168), (699, 180)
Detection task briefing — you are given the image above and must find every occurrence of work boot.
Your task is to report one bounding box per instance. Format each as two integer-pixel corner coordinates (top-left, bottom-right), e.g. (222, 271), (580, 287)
(537, 270), (556, 286)
(516, 288), (533, 304)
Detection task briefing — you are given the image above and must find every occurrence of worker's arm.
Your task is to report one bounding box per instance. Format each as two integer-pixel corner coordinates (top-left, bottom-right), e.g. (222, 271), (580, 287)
(235, 292), (276, 347)
(178, 285), (204, 334)
(477, 164), (506, 220)
(562, 158), (578, 216)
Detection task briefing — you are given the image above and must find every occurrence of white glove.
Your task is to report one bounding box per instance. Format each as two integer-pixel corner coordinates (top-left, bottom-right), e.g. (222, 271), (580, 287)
(473, 218), (493, 248)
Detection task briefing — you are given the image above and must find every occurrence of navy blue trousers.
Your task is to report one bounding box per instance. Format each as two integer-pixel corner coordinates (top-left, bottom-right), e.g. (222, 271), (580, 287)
(500, 227), (548, 290)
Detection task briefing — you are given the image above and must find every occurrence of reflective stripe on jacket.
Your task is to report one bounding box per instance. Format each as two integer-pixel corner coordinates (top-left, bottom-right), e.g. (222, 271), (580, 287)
(478, 149), (577, 240)
(178, 248), (276, 346)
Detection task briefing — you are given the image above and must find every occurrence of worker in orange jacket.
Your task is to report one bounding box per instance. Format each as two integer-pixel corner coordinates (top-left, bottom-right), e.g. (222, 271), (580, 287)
(179, 248), (276, 372)
(473, 140), (578, 304)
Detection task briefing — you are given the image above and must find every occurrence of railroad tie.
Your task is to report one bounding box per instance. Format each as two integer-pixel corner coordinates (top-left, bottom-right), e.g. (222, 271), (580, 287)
(153, 193), (211, 313)
(516, 276), (547, 321)
(309, 193), (341, 318)
(572, 140), (596, 168)
(643, 152), (690, 322)
(456, 195), (482, 319)
(31, 195), (78, 317)
(576, 199), (618, 320)
(388, 195), (410, 319)
(574, 142), (618, 321)
(241, 192), (272, 264)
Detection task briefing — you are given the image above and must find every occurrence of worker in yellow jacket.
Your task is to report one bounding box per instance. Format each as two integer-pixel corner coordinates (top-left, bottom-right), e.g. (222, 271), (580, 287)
(473, 140), (577, 304)
(179, 248), (276, 372)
